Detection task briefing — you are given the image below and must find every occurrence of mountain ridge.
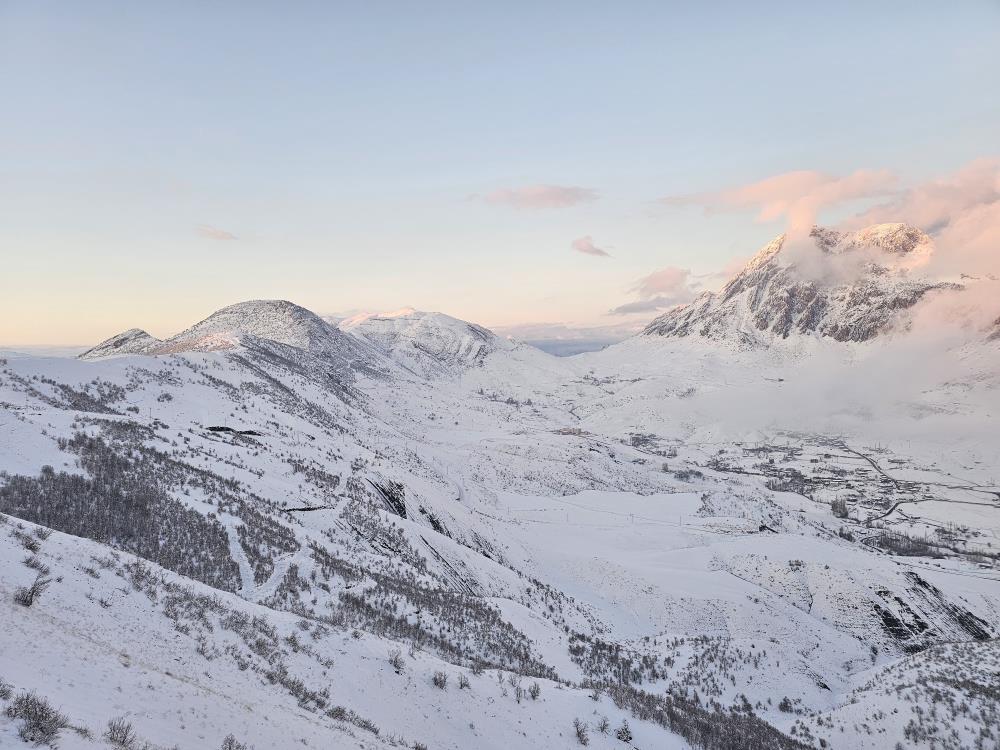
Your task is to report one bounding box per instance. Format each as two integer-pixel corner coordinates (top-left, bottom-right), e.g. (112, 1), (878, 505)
(644, 223), (962, 347)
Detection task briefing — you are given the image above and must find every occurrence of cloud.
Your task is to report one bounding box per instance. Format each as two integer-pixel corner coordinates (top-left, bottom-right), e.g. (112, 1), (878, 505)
(851, 158), (1000, 236)
(609, 265), (699, 315)
(632, 266), (692, 298)
(843, 159), (1000, 284)
(480, 185), (599, 210)
(609, 296), (688, 315)
(493, 320), (642, 354)
(608, 159), (999, 328)
(664, 169), (898, 240)
(571, 236), (611, 257)
(197, 224), (238, 240)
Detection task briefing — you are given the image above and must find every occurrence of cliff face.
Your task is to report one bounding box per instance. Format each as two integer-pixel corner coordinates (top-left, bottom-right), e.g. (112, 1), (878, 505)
(644, 224), (960, 346)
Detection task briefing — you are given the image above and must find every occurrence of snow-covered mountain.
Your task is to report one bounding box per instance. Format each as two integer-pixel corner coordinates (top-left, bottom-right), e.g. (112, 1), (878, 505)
(78, 328), (161, 360)
(2, 291), (999, 750)
(156, 300), (347, 353)
(340, 308), (511, 377)
(81, 299), (391, 380)
(644, 224), (962, 347)
(339, 307), (571, 395)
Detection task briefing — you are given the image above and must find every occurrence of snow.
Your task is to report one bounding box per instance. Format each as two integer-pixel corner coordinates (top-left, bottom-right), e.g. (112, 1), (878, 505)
(1, 292), (998, 749)
(643, 223), (963, 346)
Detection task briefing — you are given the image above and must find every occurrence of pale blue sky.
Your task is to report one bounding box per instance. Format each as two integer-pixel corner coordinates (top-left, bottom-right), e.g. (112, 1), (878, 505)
(2, 1), (998, 344)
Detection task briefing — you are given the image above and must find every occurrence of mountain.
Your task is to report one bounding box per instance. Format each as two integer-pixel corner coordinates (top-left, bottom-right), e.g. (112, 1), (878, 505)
(340, 308), (565, 387)
(79, 299), (390, 378)
(340, 308), (505, 377)
(78, 328), (161, 360)
(154, 299), (361, 355)
(644, 223), (961, 346)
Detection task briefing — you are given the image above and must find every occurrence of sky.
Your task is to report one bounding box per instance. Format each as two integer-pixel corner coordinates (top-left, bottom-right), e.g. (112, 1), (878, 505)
(1, 1), (999, 346)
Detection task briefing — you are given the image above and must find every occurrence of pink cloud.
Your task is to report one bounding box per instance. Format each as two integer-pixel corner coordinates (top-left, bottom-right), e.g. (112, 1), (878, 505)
(851, 157), (1000, 236)
(571, 236), (611, 257)
(835, 158), (1000, 284)
(197, 224), (238, 240)
(927, 199), (1000, 278)
(481, 184), (599, 210)
(664, 169), (898, 239)
(632, 266), (692, 298)
(609, 296), (687, 315)
(610, 265), (698, 315)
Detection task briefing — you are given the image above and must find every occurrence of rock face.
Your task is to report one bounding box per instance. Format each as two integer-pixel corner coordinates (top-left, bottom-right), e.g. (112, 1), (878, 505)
(78, 328), (161, 360)
(644, 224), (961, 346)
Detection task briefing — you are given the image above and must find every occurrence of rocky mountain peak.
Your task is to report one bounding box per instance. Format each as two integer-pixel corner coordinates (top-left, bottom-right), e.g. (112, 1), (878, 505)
(644, 224), (958, 346)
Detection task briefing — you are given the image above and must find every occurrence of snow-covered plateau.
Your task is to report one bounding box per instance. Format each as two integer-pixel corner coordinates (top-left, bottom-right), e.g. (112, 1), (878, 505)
(2, 225), (998, 750)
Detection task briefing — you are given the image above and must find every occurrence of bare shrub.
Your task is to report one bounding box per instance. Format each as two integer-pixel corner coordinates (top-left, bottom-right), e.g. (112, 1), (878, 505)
(6, 691), (69, 746)
(529, 681), (541, 700)
(326, 706), (379, 735)
(573, 718), (590, 745)
(615, 719), (632, 742)
(14, 573), (51, 607)
(388, 648), (405, 672)
(21, 535), (41, 553)
(508, 675), (523, 703)
(104, 717), (137, 748)
(457, 673), (470, 689)
(597, 716), (610, 734)
(22, 555), (50, 575)
(221, 734), (252, 750)
(432, 671), (448, 689)
(0, 678), (12, 700)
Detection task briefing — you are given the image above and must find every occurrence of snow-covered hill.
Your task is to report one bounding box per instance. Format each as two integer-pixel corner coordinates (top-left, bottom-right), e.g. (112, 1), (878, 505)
(339, 307), (567, 387)
(157, 300), (349, 354)
(644, 224), (962, 347)
(81, 299), (392, 381)
(340, 308), (512, 378)
(79, 328), (161, 360)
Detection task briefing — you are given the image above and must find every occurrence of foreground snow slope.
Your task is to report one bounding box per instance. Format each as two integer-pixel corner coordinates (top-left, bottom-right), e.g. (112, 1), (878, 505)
(0, 518), (684, 750)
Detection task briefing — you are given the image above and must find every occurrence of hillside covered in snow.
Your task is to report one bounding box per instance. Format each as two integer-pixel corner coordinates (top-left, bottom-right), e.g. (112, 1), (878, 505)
(1, 279), (998, 750)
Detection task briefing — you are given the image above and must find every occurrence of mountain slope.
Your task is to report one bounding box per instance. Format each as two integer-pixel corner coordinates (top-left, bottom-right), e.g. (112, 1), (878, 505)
(339, 308), (569, 395)
(340, 308), (507, 378)
(78, 300), (392, 380)
(78, 328), (161, 360)
(155, 299), (367, 356)
(644, 224), (961, 346)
